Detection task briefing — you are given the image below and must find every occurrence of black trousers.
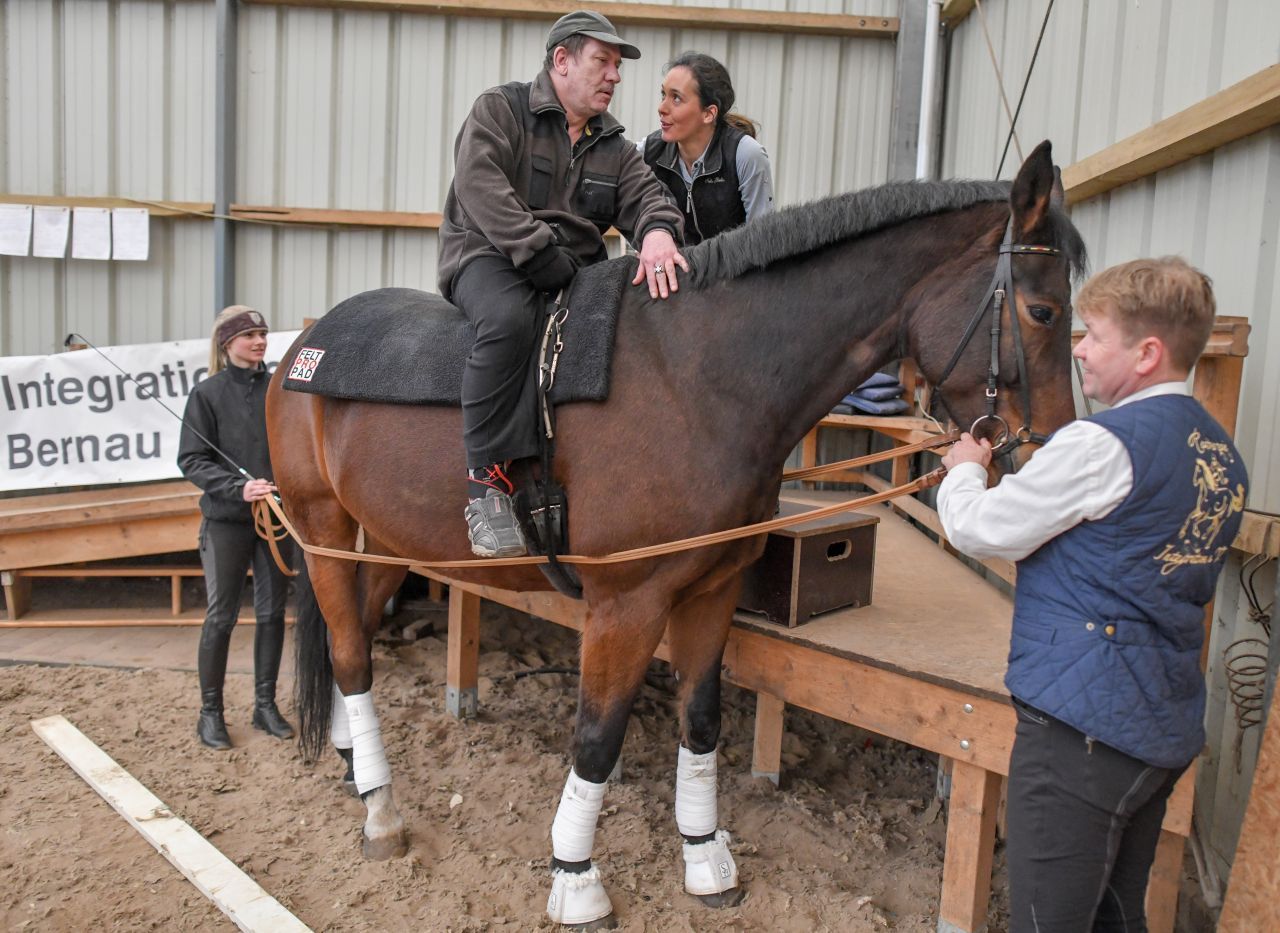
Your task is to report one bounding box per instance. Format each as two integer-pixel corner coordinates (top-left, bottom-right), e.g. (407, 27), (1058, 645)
(197, 518), (292, 691)
(1006, 698), (1187, 933)
(452, 253), (543, 469)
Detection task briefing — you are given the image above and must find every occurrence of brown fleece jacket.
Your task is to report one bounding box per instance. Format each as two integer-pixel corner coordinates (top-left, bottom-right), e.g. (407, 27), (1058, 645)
(437, 69), (683, 299)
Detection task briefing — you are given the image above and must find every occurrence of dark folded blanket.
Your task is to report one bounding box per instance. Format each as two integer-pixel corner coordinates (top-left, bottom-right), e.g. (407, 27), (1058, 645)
(281, 258), (631, 406)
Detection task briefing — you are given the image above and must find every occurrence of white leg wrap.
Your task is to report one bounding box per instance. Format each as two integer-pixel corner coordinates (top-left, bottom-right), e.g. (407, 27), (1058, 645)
(330, 682), (352, 749)
(550, 769), (607, 863)
(675, 745), (718, 838)
(547, 865), (613, 925)
(343, 691), (391, 795)
(683, 829), (738, 896)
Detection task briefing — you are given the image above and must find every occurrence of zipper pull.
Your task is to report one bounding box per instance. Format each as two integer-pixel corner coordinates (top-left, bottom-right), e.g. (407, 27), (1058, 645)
(1085, 736), (1095, 755)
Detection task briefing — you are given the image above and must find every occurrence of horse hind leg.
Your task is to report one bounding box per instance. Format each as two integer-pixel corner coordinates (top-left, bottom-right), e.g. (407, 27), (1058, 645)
(665, 576), (744, 908)
(308, 542), (409, 860)
(546, 595), (669, 929)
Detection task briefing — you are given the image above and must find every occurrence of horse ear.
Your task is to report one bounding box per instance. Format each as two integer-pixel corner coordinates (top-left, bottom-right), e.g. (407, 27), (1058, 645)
(1051, 166), (1065, 209)
(1010, 140), (1055, 237)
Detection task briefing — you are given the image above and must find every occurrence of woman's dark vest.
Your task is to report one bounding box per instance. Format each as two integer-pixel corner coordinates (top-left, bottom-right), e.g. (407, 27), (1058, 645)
(643, 124), (746, 245)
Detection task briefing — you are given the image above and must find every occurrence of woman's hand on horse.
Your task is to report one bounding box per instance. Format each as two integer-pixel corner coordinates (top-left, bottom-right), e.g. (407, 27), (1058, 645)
(634, 229), (689, 300)
(942, 433), (993, 470)
(241, 478), (278, 502)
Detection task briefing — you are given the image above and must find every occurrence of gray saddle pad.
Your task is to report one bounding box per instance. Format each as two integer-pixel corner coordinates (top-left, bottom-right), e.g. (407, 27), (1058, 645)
(280, 258), (630, 406)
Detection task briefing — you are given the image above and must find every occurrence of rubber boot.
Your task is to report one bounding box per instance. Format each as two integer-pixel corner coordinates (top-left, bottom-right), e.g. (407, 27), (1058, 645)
(197, 623), (233, 750)
(251, 620), (294, 739)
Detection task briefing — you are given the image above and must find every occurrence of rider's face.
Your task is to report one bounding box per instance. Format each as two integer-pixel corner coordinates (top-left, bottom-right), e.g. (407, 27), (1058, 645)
(556, 38), (623, 121)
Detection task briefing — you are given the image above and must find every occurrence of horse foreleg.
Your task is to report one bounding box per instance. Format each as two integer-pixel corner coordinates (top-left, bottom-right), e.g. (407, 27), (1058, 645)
(546, 597), (668, 928)
(665, 577), (743, 907)
(310, 551), (408, 860)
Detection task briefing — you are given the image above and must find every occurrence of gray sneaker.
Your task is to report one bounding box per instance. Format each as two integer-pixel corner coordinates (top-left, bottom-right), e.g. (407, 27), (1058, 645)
(465, 490), (528, 558)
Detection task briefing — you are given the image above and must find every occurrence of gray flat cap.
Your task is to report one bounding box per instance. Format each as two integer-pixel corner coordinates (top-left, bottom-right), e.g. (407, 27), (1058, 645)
(546, 10), (641, 60)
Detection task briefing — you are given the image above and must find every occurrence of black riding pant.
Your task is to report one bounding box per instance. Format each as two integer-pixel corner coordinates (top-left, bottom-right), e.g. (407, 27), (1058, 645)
(452, 253), (543, 469)
(197, 518), (292, 697)
(1006, 698), (1187, 933)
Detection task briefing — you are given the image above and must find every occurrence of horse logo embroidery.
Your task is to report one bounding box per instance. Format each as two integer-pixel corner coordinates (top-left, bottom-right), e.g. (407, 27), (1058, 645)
(1154, 430), (1245, 575)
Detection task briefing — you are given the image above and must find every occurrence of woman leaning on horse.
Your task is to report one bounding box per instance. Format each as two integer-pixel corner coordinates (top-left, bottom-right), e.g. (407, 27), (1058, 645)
(641, 51), (775, 243)
(178, 306), (294, 750)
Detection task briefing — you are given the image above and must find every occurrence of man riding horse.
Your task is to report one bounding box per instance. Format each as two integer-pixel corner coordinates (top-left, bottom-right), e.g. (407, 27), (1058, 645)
(439, 10), (687, 558)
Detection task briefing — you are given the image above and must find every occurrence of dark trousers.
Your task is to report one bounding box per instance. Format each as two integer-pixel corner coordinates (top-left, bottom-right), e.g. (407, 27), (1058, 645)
(452, 253), (543, 469)
(1006, 698), (1187, 933)
(197, 518), (292, 699)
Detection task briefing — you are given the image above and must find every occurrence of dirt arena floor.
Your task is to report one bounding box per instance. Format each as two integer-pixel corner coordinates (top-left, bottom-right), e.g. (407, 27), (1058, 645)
(0, 580), (1214, 931)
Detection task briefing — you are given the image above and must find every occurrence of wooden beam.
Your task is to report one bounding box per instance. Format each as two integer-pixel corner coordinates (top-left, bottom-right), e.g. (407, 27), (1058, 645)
(751, 691), (786, 786)
(1233, 511), (1280, 559)
(31, 715), (311, 932)
(939, 760), (1001, 932)
(247, 0), (899, 39)
(1063, 63), (1280, 204)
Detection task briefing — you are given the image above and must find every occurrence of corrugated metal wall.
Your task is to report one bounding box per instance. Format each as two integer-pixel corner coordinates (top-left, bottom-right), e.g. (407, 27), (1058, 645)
(941, 0), (1280, 883)
(1, 0), (901, 355)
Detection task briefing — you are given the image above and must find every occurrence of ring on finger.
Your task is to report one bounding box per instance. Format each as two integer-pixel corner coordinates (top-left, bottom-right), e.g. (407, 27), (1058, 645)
(654, 262), (665, 275)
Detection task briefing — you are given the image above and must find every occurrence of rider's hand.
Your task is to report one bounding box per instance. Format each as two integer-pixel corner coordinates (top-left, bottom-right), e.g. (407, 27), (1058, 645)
(633, 229), (689, 300)
(241, 478), (278, 502)
(523, 243), (578, 293)
(941, 433), (993, 470)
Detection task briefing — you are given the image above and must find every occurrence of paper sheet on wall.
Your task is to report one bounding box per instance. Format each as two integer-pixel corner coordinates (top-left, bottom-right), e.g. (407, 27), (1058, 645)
(111, 208), (150, 260)
(71, 206), (111, 260)
(0, 204), (33, 256)
(32, 205), (71, 257)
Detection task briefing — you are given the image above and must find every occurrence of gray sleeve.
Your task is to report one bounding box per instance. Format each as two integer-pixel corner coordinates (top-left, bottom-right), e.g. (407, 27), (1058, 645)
(735, 135), (775, 221)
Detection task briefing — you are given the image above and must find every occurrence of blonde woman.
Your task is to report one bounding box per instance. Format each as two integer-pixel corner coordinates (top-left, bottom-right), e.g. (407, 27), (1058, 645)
(178, 306), (293, 749)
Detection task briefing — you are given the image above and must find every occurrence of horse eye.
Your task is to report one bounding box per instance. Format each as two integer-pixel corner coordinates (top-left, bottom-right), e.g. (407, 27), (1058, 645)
(1027, 305), (1054, 325)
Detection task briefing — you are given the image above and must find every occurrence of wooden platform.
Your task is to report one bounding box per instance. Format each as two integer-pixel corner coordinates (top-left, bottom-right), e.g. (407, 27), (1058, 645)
(425, 492), (1194, 933)
(0, 622), (275, 675)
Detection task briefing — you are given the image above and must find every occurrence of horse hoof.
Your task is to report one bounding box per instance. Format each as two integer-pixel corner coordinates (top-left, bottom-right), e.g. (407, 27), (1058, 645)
(563, 915), (618, 931)
(692, 887), (745, 909)
(362, 832), (408, 860)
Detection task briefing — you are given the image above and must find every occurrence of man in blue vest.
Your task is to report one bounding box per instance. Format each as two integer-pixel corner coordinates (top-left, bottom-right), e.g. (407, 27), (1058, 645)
(937, 256), (1247, 931)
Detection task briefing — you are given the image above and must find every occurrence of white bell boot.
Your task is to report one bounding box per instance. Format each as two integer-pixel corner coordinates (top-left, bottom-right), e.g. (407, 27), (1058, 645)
(547, 865), (613, 925)
(683, 829), (739, 897)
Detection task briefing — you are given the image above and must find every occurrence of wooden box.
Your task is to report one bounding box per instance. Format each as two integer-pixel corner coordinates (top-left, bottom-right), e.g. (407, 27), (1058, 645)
(737, 502), (878, 627)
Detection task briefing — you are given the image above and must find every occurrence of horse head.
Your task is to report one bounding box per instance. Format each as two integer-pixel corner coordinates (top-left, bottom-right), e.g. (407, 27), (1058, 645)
(909, 140), (1085, 473)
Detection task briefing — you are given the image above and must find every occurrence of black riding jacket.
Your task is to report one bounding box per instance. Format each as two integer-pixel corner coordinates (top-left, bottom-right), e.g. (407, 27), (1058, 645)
(177, 363), (274, 523)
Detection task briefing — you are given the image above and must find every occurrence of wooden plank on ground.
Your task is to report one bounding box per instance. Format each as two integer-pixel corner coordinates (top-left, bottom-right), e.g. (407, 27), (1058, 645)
(30, 715), (311, 933)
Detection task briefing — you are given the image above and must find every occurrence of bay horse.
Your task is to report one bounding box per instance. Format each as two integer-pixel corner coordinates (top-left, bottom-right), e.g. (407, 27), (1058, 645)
(267, 141), (1086, 927)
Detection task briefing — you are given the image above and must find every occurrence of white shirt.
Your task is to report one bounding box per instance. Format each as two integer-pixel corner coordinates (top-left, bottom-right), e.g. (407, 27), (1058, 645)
(936, 382), (1191, 561)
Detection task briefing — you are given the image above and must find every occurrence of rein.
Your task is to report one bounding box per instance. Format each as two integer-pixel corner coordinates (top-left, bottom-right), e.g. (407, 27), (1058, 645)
(931, 218), (1061, 459)
(255, 431), (957, 574)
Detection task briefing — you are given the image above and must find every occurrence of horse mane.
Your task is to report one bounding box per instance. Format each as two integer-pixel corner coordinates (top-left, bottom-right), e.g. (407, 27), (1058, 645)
(684, 179), (1087, 288)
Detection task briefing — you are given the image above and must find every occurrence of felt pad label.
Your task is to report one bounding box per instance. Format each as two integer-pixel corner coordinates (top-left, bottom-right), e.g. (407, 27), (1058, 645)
(288, 347), (325, 382)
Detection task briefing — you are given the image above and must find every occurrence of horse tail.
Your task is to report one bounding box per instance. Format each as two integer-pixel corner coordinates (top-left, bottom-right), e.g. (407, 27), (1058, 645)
(292, 557), (333, 762)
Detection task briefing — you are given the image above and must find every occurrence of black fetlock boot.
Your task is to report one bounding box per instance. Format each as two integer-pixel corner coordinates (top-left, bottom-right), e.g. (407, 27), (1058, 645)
(252, 619), (294, 739)
(197, 622), (233, 750)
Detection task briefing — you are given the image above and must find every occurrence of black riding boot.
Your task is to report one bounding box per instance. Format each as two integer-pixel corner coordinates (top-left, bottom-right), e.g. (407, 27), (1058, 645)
(251, 620), (294, 739)
(197, 623), (233, 750)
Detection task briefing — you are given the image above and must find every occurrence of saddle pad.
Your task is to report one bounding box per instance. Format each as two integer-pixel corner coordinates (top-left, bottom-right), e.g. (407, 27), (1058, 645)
(281, 258), (631, 406)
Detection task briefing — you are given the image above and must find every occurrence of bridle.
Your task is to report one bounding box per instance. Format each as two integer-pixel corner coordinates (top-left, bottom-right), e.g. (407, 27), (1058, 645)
(931, 217), (1062, 461)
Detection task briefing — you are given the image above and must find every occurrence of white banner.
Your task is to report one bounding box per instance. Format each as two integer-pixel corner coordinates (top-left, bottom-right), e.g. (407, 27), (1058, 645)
(1, 332), (300, 493)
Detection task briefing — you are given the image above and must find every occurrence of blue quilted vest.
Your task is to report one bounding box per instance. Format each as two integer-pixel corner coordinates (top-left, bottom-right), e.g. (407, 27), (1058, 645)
(1007, 394), (1247, 767)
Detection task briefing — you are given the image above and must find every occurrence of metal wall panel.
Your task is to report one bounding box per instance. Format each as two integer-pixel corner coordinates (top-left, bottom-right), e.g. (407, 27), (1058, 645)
(941, 0), (1280, 882)
(4, 1), (902, 347)
(1, 0), (215, 356)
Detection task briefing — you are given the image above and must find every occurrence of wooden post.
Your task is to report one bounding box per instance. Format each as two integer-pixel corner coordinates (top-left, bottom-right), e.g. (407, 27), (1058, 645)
(427, 578), (444, 603)
(3, 571), (31, 620)
(938, 760), (1001, 933)
(751, 691), (786, 786)
(446, 586), (480, 718)
(800, 427), (819, 489)
(171, 574), (183, 616)
(1145, 831), (1185, 933)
